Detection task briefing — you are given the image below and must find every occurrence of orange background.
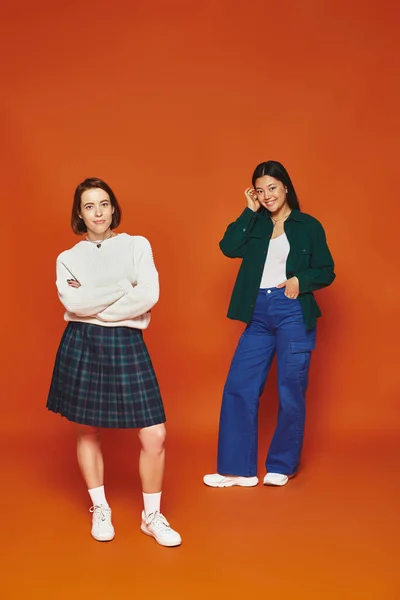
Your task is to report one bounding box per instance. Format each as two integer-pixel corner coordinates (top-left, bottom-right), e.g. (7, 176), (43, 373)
(1, 1), (398, 598)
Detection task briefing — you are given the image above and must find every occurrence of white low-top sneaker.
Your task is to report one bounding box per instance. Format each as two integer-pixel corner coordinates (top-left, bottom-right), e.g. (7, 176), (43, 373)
(89, 505), (115, 541)
(141, 511), (182, 547)
(203, 473), (259, 487)
(263, 473), (289, 486)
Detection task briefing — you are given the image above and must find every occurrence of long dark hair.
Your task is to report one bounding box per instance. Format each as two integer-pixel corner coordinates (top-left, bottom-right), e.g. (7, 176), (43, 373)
(71, 177), (122, 234)
(252, 161), (300, 211)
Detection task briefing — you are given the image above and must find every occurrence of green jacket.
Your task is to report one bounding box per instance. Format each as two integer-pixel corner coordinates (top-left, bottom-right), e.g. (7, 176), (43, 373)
(220, 207), (335, 330)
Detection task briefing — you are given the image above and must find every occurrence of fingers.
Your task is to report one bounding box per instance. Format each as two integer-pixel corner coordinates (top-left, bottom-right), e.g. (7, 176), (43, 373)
(283, 276), (299, 299)
(245, 187), (256, 197)
(244, 187), (258, 202)
(276, 281), (287, 288)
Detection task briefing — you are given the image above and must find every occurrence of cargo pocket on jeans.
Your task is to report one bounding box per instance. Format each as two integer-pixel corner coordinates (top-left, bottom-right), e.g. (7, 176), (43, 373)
(286, 337), (316, 380)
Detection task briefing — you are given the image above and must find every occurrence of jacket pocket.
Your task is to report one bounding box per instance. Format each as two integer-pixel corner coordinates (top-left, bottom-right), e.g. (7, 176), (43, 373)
(293, 247), (312, 270)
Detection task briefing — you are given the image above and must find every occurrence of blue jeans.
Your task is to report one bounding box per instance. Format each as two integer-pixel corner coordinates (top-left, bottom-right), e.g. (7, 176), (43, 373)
(217, 287), (316, 476)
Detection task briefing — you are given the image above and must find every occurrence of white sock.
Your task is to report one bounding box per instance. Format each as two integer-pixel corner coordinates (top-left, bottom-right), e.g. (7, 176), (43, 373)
(88, 485), (109, 508)
(143, 492), (161, 517)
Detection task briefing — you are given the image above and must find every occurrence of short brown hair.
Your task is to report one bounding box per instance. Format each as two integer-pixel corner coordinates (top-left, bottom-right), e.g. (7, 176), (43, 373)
(71, 177), (122, 234)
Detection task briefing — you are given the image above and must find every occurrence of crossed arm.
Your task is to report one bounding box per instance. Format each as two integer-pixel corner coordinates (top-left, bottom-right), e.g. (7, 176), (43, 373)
(56, 239), (159, 320)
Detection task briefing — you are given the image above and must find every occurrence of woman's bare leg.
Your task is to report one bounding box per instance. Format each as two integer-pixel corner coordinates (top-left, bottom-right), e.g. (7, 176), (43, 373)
(77, 425), (104, 489)
(138, 423), (166, 493)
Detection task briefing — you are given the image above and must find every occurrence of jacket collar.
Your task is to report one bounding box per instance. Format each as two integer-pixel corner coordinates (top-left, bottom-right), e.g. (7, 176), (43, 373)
(261, 207), (303, 222)
(286, 209), (303, 222)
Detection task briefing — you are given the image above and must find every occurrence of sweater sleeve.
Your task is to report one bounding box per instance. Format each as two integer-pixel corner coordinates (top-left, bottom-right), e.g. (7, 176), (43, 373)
(219, 208), (259, 258)
(96, 237), (159, 322)
(56, 259), (125, 317)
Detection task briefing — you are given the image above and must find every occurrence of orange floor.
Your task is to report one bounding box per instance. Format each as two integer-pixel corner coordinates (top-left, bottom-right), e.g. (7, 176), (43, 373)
(1, 0), (399, 598)
(3, 420), (398, 599)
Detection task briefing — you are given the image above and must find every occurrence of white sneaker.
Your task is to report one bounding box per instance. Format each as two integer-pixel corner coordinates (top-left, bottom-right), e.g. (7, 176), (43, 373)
(141, 511), (182, 547)
(203, 473), (259, 487)
(263, 473), (289, 486)
(89, 505), (115, 541)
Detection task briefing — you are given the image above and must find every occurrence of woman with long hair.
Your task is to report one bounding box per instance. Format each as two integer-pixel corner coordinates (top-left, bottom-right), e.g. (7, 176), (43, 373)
(204, 161), (335, 488)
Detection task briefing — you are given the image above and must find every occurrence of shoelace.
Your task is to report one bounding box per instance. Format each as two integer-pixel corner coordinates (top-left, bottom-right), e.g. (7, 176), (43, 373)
(90, 505), (112, 525)
(145, 511), (171, 530)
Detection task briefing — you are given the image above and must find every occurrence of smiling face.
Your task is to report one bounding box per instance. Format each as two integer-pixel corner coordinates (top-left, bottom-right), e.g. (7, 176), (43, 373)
(79, 188), (115, 240)
(254, 175), (289, 214)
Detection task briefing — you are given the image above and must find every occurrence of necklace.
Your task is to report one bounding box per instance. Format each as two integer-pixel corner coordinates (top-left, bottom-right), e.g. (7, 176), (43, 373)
(271, 212), (291, 226)
(86, 231), (113, 249)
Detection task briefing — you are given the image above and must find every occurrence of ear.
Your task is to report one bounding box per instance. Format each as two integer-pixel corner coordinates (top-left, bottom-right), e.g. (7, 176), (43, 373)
(112, 206), (115, 214)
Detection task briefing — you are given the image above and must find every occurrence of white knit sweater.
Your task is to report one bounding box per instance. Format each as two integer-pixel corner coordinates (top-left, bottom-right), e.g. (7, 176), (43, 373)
(56, 233), (159, 329)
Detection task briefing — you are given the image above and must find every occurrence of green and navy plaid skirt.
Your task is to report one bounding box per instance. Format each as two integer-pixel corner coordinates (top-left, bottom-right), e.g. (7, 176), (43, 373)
(47, 322), (166, 429)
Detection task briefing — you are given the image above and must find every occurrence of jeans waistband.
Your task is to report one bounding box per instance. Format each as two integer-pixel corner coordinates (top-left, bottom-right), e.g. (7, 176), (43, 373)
(258, 287), (285, 295)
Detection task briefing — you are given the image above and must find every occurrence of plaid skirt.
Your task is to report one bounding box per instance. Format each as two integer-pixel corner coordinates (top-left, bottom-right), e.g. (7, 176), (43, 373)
(47, 322), (166, 429)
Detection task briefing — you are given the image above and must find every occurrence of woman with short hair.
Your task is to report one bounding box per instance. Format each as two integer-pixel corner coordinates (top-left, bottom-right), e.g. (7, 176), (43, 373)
(47, 177), (181, 547)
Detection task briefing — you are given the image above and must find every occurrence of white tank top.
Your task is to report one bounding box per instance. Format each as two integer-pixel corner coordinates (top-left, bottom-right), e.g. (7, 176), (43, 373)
(260, 233), (290, 288)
